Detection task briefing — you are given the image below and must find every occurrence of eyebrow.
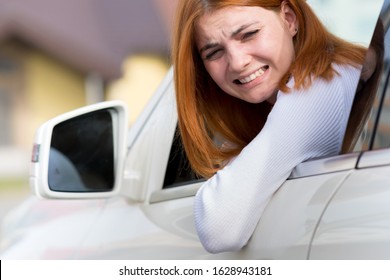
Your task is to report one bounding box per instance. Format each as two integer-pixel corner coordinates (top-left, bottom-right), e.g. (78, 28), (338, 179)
(199, 43), (219, 55)
(199, 22), (259, 55)
(231, 22), (257, 37)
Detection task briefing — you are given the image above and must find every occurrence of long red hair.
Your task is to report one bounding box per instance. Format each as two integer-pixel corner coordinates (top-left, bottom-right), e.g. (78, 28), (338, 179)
(172, 0), (366, 178)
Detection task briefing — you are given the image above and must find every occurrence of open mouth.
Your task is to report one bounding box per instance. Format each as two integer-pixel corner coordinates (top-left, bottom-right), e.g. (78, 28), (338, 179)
(234, 65), (269, 84)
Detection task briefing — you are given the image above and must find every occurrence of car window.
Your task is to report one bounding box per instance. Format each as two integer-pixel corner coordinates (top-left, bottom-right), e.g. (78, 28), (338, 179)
(342, 8), (390, 154)
(163, 126), (204, 189)
(373, 69), (390, 149)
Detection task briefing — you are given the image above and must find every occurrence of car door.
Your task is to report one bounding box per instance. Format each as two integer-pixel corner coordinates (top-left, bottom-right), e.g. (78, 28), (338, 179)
(104, 84), (356, 260)
(131, 100), (361, 259)
(77, 79), (362, 260)
(77, 41), (385, 260)
(310, 16), (390, 259)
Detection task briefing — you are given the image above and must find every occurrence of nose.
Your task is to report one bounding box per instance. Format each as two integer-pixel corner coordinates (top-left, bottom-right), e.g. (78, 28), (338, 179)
(227, 46), (250, 72)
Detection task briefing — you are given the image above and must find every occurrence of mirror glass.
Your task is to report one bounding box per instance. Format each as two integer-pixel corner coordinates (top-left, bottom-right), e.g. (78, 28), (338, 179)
(48, 109), (115, 192)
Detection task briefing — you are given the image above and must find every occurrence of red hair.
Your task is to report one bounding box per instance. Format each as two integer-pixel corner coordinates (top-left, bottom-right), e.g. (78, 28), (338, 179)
(172, 0), (366, 178)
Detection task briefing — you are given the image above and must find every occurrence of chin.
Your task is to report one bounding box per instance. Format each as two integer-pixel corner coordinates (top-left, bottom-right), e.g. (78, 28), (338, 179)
(241, 96), (269, 104)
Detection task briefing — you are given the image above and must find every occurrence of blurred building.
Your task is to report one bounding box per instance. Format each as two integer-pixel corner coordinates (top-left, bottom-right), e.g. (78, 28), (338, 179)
(0, 0), (177, 178)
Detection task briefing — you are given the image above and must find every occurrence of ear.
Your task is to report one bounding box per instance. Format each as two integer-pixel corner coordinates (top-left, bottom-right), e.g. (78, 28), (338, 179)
(280, 1), (298, 36)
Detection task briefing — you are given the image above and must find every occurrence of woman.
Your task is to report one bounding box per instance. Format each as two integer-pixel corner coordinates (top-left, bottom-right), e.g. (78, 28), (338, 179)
(172, 0), (366, 253)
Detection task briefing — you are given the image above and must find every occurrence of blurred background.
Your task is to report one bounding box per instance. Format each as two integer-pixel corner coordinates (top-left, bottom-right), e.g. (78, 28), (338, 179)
(0, 0), (178, 220)
(0, 0), (382, 223)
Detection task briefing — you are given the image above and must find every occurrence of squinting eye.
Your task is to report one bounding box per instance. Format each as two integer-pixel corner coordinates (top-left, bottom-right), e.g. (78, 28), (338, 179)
(205, 49), (223, 61)
(242, 30), (259, 40)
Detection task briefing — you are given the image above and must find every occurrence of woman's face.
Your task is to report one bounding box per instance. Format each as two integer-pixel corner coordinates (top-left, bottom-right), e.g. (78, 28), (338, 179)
(195, 4), (298, 104)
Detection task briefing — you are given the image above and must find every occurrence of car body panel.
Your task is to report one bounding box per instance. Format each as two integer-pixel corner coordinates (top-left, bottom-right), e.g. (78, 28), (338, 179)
(245, 170), (352, 259)
(310, 164), (390, 259)
(0, 197), (107, 259)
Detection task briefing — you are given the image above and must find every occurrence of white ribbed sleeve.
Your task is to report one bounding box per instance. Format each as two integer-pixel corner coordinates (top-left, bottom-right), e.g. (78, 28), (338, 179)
(194, 64), (361, 253)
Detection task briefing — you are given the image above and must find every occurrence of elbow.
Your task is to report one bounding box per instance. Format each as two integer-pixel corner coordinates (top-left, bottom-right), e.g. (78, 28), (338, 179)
(196, 222), (249, 254)
(194, 183), (251, 254)
(201, 237), (247, 254)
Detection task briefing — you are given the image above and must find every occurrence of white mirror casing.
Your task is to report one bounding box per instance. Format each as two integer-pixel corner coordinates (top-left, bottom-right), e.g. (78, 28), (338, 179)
(29, 101), (128, 199)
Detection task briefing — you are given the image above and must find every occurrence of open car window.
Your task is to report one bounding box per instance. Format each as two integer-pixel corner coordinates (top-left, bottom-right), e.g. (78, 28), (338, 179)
(371, 3), (390, 150)
(343, 2), (390, 153)
(162, 126), (203, 189)
(373, 76), (390, 149)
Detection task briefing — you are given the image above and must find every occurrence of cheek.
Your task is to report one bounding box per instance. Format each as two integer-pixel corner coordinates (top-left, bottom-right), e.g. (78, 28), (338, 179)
(264, 30), (295, 64)
(204, 63), (225, 85)
(282, 34), (296, 61)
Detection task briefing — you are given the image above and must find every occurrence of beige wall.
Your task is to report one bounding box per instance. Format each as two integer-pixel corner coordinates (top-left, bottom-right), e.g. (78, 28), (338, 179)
(107, 54), (170, 125)
(22, 50), (86, 149)
(0, 41), (86, 150)
(0, 41), (87, 178)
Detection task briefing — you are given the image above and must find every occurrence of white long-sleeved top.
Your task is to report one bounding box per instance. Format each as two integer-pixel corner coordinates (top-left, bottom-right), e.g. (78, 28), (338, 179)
(194, 64), (361, 253)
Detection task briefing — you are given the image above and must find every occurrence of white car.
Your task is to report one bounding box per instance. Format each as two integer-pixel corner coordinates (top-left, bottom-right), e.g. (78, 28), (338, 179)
(1, 0), (390, 260)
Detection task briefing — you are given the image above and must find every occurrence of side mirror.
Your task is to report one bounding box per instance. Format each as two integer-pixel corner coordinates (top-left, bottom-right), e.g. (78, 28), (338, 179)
(30, 101), (128, 199)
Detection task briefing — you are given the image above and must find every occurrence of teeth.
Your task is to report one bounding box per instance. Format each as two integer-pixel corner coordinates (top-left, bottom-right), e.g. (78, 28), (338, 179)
(239, 67), (266, 84)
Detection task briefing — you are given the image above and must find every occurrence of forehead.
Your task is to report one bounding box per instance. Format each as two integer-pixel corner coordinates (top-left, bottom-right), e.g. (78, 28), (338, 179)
(195, 6), (270, 39)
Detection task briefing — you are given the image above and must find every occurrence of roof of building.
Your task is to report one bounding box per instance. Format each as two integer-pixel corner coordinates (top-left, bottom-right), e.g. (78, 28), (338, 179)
(0, 0), (174, 80)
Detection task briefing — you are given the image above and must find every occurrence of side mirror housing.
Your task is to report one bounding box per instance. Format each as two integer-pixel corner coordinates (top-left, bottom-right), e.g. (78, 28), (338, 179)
(30, 101), (128, 199)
